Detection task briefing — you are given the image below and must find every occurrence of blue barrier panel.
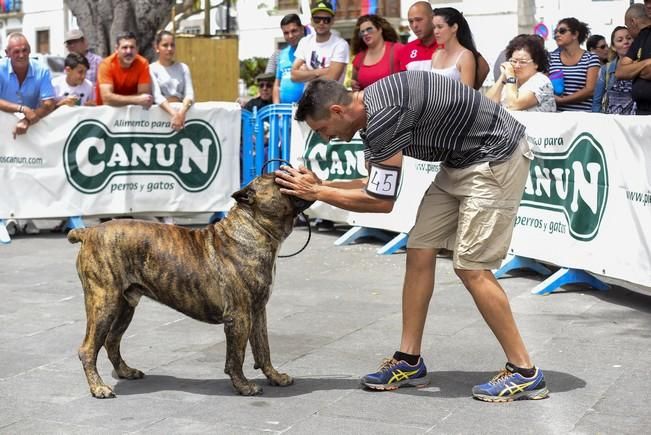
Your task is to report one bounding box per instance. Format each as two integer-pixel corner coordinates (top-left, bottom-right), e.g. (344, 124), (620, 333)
(241, 104), (294, 186)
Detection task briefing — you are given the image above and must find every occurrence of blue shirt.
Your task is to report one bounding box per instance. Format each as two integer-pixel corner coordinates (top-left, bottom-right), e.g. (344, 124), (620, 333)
(0, 58), (55, 108)
(276, 45), (304, 103)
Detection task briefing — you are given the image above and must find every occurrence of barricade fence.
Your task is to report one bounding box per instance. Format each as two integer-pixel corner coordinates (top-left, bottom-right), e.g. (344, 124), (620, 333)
(288, 111), (651, 294)
(0, 103), (241, 224)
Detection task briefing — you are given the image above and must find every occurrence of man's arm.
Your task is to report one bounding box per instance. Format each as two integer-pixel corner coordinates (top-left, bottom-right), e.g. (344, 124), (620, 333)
(100, 83), (152, 107)
(615, 56), (651, 80)
(291, 58), (321, 82)
(0, 98), (24, 114)
(275, 152), (402, 214)
(320, 61), (346, 81)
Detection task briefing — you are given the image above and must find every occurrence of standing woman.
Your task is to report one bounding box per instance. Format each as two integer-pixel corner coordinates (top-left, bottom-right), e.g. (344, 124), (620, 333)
(430, 7), (479, 87)
(548, 18), (601, 111)
(350, 15), (403, 90)
(150, 30), (195, 131)
(592, 26), (635, 114)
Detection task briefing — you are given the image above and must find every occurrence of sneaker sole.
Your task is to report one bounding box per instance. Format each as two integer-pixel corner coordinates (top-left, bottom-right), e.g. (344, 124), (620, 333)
(362, 377), (430, 391)
(473, 387), (550, 402)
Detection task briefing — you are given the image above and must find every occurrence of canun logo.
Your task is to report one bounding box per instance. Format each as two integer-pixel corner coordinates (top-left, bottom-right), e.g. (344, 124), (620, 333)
(522, 132), (608, 241)
(303, 131), (367, 181)
(63, 120), (221, 193)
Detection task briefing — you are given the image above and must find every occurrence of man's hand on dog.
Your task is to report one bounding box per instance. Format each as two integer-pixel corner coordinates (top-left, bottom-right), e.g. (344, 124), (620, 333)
(275, 165), (322, 201)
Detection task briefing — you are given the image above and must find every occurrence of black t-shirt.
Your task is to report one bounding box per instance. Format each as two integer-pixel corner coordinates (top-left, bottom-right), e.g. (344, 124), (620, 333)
(244, 97), (272, 112)
(625, 26), (651, 107)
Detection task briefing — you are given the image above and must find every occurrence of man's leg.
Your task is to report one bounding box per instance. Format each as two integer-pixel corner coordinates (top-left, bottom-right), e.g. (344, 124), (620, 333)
(454, 268), (531, 368)
(399, 248), (437, 355)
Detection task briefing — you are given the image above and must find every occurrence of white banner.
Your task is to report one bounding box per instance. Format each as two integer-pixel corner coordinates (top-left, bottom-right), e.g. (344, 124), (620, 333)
(0, 103), (241, 219)
(291, 112), (651, 290)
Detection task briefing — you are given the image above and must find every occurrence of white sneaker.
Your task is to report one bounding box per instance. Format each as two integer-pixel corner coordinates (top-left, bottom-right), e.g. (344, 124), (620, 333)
(22, 220), (40, 235)
(5, 219), (17, 237)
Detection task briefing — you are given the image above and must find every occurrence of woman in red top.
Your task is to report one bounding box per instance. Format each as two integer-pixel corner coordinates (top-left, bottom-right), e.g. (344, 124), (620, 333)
(351, 14), (403, 90)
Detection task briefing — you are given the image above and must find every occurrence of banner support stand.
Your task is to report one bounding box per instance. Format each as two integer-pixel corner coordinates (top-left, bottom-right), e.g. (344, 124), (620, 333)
(0, 219), (11, 244)
(494, 255), (552, 279)
(66, 216), (86, 231)
(335, 226), (394, 246)
(377, 232), (408, 255)
(531, 267), (609, 295)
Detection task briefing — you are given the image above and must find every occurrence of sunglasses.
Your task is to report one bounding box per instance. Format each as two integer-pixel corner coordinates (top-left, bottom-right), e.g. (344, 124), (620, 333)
(555, 27), (570, 35)
(359, 27), (377, 36)
(258, 82), (273, 89)
(312, 16), (332, 24)
(509, 58), (534, 66)
(596, 43), (608, 50)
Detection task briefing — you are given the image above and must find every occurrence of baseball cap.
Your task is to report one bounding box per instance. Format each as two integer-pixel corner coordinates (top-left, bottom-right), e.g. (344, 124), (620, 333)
(256, 72), (275, 82)
(65, 29), (85, 43)
(311, 1), (335, 16)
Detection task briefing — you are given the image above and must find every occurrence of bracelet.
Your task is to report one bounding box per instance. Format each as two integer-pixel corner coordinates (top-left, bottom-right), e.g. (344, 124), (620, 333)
(18, 105), (23, 113)
(503, 76), (517, 85)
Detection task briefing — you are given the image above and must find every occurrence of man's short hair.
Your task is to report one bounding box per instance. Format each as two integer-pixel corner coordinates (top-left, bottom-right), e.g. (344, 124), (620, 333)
(65, 52), (90, 70)
(626, 3), (648, 20)
(6, 32), (27, 49)
(295, 79), (352, 122)
(280, 13), (302, 27)
(115, 31), (138, 46)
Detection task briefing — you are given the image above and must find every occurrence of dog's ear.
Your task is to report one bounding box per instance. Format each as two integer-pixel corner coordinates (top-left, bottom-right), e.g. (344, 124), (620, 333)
(232, 186), (253, 205)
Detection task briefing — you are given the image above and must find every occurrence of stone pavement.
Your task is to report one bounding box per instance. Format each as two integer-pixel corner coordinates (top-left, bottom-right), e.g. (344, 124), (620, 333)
(1, 219), (650, 434)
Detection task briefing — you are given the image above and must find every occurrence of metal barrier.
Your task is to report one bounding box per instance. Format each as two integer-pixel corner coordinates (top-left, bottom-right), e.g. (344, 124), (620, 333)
(240, 104), (294, 186)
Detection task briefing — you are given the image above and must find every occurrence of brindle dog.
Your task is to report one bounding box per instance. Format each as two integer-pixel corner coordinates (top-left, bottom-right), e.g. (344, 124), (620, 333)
(68, 174), (312, 398)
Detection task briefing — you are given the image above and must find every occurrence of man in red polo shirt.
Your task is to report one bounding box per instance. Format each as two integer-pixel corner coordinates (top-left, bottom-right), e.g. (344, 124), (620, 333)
(96, 31), (153, 107)
(399, 1), (489, 89)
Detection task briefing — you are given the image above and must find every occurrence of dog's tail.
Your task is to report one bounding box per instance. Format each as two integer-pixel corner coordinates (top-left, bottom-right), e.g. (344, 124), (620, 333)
(67, 228), (88, 244)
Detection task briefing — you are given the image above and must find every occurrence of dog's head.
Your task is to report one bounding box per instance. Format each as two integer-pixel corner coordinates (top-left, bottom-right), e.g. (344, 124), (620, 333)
(232, 174), (314, 219)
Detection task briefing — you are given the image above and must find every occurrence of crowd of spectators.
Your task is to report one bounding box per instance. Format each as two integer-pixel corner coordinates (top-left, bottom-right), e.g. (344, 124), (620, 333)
(0, 28), (195, 235)
(2, 0), (651, 236)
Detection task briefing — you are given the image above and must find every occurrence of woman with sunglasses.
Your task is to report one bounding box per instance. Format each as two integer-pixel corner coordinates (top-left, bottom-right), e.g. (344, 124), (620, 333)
(592, 26), (636, 114)
(350, 14), (403, 90)
(548, 18), (601, 111)
(429, 7), (479, 88)
(486, 35), (556, 112)
(150, 31), (195, 131)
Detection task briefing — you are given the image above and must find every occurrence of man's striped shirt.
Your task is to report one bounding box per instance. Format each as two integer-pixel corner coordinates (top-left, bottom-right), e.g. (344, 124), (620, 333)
(361, 71), (526, 168)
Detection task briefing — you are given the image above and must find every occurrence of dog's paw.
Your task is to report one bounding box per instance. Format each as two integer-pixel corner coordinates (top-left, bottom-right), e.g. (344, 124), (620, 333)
(268, 372), (293, 387)
(114, 367), (145, 380)
(236, 381), (263, 396)
(91, 385), (116, 399)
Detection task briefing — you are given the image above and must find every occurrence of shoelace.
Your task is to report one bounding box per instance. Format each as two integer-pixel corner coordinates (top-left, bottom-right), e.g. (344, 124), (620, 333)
(377, 358), (400, 372)
(488, 369), (512, 385)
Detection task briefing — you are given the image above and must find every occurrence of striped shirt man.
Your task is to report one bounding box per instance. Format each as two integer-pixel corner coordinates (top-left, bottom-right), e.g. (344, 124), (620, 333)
(548, 50), (601, 112)
(361, 71), (526, 168)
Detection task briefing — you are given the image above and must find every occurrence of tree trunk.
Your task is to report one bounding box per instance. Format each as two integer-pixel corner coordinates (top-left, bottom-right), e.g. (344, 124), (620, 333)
(517, 0), (537, 36)
(64, 0), (174, 61)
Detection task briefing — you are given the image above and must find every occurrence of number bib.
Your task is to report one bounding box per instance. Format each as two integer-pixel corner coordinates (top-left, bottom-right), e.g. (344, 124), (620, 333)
(365, 162), (401, 200)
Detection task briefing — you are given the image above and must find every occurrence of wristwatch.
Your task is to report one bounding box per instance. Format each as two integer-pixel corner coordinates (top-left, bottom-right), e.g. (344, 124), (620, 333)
(503, 76), (517, 85)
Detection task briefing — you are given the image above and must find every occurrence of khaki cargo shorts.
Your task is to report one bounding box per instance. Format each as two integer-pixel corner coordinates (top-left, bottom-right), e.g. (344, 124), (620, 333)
(407, 137), (532, 270)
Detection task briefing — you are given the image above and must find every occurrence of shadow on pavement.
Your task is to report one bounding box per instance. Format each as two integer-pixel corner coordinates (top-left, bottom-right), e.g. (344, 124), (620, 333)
(113, 370), (584, 399)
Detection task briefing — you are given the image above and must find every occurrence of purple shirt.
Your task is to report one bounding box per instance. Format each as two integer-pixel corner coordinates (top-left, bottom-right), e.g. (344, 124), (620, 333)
(85, 50), (103, 86)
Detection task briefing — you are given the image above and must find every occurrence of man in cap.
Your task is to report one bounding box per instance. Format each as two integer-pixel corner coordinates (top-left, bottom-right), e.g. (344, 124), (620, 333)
(291, 1), (349, 84)
(64, 29), (102, 86)
(245, 73), (275, 111)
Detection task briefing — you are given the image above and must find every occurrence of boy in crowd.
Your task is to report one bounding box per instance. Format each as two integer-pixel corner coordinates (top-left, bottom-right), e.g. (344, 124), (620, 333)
(52, 52), (95, 107)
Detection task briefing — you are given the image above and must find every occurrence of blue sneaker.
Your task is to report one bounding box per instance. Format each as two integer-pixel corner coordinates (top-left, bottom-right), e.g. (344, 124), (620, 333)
(472, 363), (549, 402)
(361, 357), (429, 390)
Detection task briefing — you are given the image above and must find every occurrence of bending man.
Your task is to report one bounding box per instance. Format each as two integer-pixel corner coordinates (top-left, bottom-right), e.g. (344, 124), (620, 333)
(274, 71), (548, 402)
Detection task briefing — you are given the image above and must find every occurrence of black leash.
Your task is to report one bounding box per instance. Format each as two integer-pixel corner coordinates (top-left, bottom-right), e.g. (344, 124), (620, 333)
(261, 159), (312, 258)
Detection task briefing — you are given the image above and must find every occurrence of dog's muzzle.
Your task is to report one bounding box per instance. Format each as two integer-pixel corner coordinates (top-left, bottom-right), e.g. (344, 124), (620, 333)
(291, 198), (315, 215)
